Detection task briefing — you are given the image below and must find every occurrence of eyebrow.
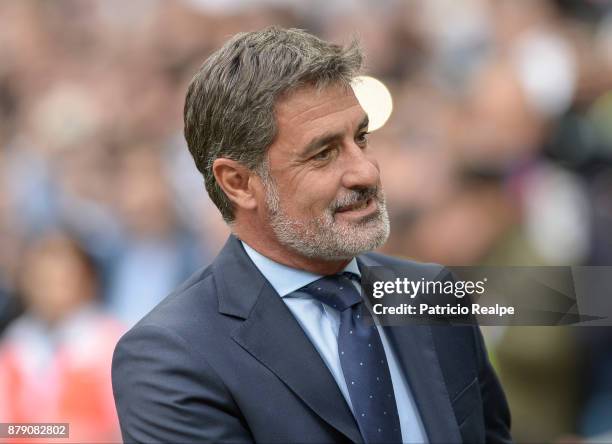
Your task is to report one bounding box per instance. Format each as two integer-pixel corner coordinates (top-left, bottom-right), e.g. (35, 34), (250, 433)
(300, 114), (369, 158)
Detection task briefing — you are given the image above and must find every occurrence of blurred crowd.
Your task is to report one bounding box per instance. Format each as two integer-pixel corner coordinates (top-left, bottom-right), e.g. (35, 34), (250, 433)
(0, 0), (611, 442)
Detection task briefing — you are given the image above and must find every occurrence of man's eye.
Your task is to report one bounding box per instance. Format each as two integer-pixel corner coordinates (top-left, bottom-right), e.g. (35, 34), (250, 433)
(313, 149), (332, 161)
(356, 132), (370, 145)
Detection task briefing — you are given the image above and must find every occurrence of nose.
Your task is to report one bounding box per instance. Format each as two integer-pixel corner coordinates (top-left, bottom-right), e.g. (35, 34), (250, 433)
(341, 143), (380, 190)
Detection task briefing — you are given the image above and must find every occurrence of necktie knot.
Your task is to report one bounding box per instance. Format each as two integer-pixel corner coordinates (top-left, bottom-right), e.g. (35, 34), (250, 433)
(299, 272), (362, 311)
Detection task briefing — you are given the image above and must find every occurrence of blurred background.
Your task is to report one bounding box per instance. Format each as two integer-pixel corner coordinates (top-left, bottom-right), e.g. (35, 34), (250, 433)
(0, 0), (611, 442)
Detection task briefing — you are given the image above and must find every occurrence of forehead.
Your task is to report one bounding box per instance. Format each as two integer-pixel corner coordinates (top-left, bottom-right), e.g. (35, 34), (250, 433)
(273, 84), (365, 145)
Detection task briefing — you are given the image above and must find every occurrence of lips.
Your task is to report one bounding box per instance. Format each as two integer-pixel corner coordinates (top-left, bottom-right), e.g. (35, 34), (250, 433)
(336, 198), (371, 213)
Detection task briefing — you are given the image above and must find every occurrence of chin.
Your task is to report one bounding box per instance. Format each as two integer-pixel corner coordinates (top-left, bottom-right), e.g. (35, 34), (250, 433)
(291, 220), (390, 261)
(269, 200), (390, 261)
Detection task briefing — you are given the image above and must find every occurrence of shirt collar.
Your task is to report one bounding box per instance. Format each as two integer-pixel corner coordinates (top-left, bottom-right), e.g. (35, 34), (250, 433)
(241, 241), (361, 298)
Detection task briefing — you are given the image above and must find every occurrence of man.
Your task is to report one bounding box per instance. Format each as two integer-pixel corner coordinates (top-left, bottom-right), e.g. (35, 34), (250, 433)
(112, 27), (511, 443)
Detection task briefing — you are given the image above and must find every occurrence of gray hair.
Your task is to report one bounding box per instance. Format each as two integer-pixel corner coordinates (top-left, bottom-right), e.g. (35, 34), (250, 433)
(183, 26), (363, 222)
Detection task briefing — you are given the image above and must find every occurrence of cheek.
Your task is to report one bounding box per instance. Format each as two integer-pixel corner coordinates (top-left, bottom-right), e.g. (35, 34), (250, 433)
(365, 153), (381, 174)
(286, 176), (339, 215)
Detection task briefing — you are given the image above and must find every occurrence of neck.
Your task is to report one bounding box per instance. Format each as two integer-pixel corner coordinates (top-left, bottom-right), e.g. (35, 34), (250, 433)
(232, 224), (351, 275)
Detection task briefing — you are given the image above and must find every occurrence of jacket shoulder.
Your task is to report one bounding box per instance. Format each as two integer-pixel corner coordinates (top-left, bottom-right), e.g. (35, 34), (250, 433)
(114, 262), (228, 359)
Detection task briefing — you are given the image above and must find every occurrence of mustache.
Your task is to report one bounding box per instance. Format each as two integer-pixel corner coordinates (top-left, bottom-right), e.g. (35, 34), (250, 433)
(332, 187), (381, 211)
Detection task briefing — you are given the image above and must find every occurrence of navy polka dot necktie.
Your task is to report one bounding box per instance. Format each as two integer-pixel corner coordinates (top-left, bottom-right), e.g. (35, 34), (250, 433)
(300, 273), (402, 444)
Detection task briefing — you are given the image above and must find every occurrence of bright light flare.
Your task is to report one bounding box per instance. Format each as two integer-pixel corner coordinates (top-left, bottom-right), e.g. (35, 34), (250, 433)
(351, 75), (393, 132)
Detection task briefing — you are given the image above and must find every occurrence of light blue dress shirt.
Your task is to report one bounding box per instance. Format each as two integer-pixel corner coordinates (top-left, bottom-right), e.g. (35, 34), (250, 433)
(242, 242), (428, 443)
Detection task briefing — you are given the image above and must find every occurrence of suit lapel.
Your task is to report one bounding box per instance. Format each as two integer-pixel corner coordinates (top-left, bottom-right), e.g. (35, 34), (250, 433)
(357, 255), (462, 444)
(384, 326), (462, 443)
(214, 236), (362, 443)
(232, 286), (362, 443)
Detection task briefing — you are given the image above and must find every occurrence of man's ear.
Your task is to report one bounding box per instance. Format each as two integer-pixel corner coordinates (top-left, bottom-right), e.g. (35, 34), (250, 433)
(212, 158), (258, 212)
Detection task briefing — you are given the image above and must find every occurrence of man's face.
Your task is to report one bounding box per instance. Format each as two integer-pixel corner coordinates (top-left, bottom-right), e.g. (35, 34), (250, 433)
(260, 83), (390, 260)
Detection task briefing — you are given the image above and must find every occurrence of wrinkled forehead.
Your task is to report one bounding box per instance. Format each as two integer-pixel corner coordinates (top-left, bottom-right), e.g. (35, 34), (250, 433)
(274, 83), (365, 129)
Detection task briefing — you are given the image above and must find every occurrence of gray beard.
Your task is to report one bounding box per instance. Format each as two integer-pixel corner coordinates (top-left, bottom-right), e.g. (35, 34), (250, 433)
(263, 175), (390, 261)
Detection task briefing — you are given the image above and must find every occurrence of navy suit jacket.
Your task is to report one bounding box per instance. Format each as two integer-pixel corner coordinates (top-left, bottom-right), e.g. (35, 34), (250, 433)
(112, 235), (512, 443)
